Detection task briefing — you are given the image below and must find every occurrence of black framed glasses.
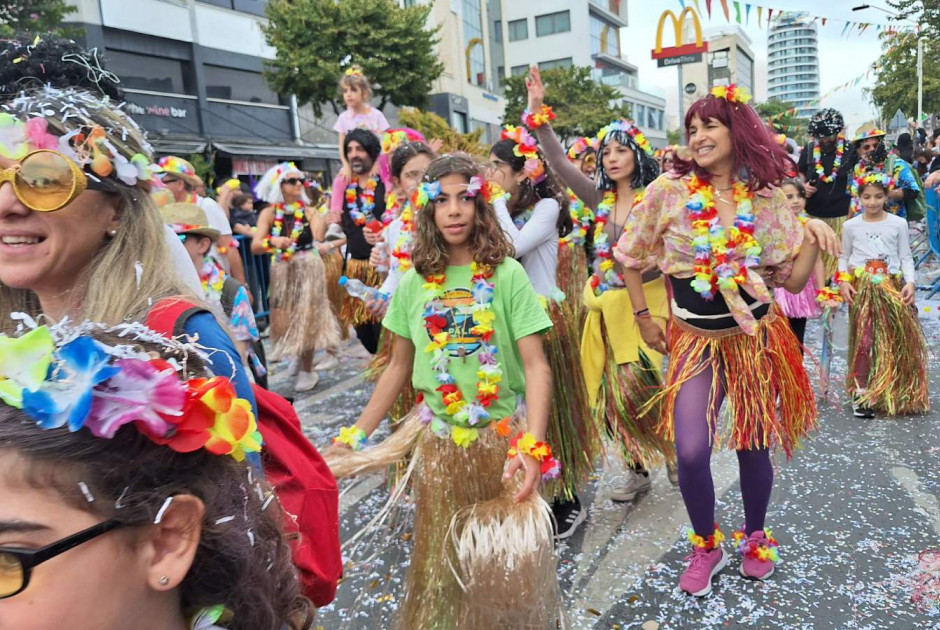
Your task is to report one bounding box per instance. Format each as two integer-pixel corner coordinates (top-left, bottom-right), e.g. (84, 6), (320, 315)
(0, 519), (124, 598)
(283, 177), (306, 186)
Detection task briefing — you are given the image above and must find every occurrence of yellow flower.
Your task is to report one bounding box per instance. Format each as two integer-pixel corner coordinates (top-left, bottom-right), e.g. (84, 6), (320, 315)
(473, 309), (495, 327)
(451, 425), (479, 447)
(445, 399), (467, 416)
(599, 259), (614, 272)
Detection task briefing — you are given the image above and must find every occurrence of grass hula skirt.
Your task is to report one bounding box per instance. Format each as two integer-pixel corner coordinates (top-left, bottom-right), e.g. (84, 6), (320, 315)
(556, 243), (589, 327)
(268, 250), (341, 357)
(654, 305), (817, 457)
(847, 271), (929, 415)
(339, 257), (383, 328)
(365, 328), (418, 421)
(544, 299), (600, 502)
(325, 410), (562, 629)
(321, 249), (350, 340)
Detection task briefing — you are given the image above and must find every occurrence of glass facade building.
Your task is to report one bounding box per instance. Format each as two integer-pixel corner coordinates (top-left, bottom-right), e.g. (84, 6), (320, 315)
(767, 14), (821, 119)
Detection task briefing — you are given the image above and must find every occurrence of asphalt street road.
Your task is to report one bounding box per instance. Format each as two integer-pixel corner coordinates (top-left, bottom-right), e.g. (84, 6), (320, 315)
(274, 307), (940, 630)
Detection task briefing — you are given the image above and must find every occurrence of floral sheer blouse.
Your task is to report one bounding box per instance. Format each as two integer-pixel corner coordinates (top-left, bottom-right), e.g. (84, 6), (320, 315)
(614, 172), (804, 335)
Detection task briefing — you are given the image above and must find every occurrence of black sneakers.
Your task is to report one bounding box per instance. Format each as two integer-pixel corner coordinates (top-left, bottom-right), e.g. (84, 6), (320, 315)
(551, 496), (586, 540)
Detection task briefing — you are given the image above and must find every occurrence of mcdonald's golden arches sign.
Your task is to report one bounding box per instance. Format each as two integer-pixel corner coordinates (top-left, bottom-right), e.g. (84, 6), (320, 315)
(651, 8), (709, 67)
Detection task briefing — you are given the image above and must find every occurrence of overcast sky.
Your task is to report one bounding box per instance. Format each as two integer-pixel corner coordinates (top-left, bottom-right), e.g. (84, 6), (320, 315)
(622, 0), (907, 133)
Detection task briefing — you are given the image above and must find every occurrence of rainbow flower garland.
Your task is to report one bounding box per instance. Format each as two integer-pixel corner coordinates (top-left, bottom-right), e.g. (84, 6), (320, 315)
(267, 201), (306, 261)
(7, 324), (261, 461)
(421, 263), (503, 447)
(687, 525), (725, 550)
(732, 528), (780, 563)
(383, 190), (403, 225)
(589, 190), (644, 295)
(849, 167), (896, 216)
(816, 271), (853, 307)
(333, 425), (367, 451)
(390, 197), (415, 273)
(812, 134), (845, 184)
(521, 104), (555, 129)
(559, 188), (593, 247)
(710, 84), (751, 104)
(686, 174), (760, 300)
(507, 431), (561, 482)
(500, 126), (546, 183)
(200, 257), (225, 302)
(345, 175), (379, 226)
(596, 120), (652, 156)
(567, 136), (599, 161)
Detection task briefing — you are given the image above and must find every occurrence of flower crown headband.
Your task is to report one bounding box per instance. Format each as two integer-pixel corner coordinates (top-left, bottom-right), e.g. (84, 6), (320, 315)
(0, 317), (262, 461)
(567, 136), (599, 161)
(710, 84), (752, 105)
(344, 64), (364, 78)
(0, 86), (155, 187)
(596, 119), (653, 157)
(500, 125), (546, 184)
(381, 127), (426, 156)
(856, 171), (895, 192)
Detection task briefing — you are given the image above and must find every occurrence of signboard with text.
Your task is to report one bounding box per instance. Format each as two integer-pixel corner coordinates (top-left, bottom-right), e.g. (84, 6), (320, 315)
(651, 8), (708, 63)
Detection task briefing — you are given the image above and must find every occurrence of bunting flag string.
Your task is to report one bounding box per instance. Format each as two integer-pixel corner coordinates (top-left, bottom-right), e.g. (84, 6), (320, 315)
(676, 0), (898, 36)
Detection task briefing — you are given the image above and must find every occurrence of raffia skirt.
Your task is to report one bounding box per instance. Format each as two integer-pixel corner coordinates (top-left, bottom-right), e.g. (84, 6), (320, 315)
(847, 273), (929, 415)
(268, 250), (341, 357)
(325, 411), (562, 629)
(339, 257), (382, 328)
(321, 249), (350, 340)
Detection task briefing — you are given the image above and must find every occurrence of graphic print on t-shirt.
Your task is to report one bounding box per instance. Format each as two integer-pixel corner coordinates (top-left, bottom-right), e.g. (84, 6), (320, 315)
(425, 287), (483, 358)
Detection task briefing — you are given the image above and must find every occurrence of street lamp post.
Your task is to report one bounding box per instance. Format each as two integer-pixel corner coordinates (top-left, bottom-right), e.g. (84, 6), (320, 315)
(853, 4), (923, 126)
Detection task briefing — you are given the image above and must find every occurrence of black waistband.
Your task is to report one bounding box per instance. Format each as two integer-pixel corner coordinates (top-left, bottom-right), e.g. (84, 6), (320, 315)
(668, 275), (770, 330)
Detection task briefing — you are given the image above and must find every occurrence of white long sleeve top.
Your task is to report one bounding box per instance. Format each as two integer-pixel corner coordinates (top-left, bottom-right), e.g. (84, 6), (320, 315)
(838, 213), (916, 283)
(494, 196), (560, 297)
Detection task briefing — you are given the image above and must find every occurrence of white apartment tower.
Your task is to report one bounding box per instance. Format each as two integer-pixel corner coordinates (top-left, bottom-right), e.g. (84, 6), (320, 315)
(767, 13), (821, 118)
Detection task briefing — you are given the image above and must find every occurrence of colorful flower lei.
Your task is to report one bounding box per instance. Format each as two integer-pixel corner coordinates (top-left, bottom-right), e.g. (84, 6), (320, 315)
(521, 105), (555, 129)
(383, 190), (403, 225)
(333, 425), (367, 451)
(421, 263), (502, 447)
(731, 528), (780, 563)
(481, 181), (510, 204)
(849, 166), (896, 216)
(710, 84), (752, 104)
(567, 136), (599, 161)
(6, 324), (261, 461)
(589, 190), (644, 294)
(506, 431), (561, 482)
(390, 197), (415, 273)
(268, 201), (306, 261)
(200, 256), (225, 302)
(686, 174), (760, 300)
(559, 188), (593, 247)
(500, 125), (546, 184)
(596, 119), (653, 156)
(816, 271), (853, 307)
(813, 134), (845, 184)
(381, 127), (424, 156)
(345, 175), (379, 226)
(687, 525), (726, 550)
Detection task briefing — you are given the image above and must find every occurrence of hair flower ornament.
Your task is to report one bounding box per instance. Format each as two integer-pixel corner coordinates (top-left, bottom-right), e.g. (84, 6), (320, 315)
(344, 64), (364, 78)
(596, 120), (653, 157)
(466, 175), (483, 197)
(381, 127), (426, 155)
(501, 125), (547, 184)
(3, 320), (262, 461)
(710, 84), (752, 105)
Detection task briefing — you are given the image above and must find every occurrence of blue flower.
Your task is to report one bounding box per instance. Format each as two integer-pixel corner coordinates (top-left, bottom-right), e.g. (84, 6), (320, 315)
(22, 336), (120, 432)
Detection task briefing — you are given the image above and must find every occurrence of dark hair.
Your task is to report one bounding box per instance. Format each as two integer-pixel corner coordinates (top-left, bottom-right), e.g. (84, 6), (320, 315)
(0, 35), (123, 101)
(780, 177), (806, 198)
(490, 138), (571, 238)
(595, 129), (661, 191)
(932, 128), (940, 142)
(674, 94), (795, 190)
(344, 128), (381, 162)
(0, 336), (313, 630)
(231, 193), (254, 209)
(390, 141), (435, 180)
(413, 154), (514, 276)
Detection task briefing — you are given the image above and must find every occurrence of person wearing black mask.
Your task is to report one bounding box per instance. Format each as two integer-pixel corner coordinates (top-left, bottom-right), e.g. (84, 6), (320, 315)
(797, 108), (851, 277)
(327, 128), (387, 354)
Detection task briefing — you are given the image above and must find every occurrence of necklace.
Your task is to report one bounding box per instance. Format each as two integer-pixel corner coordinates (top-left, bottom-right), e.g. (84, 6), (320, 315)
(383, 190), (402, 225)
(200, 256), (225, 301)
(345, 175), (379, 226)
(390, 198), (415, 273)
(560, 188), (592, 247)
(589, 189), (644, 295)
(813, 135), (845, 184)
(423, 262), (502, 447)
(512, 206), (535, 229)
(270, 201), (306, 261)
(686, 174), (761, 300)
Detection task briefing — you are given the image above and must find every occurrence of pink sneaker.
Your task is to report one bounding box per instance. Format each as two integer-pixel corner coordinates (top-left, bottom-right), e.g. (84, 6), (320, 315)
(733, 528), (779, 580)
(679, 546), (729, 597)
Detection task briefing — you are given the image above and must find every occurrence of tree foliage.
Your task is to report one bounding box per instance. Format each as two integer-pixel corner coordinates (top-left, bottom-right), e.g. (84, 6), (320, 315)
(866, 29), (940, 125)
(263, 0), (444, 117)
(501, 66), (632, 144)
(887, 0), (940, 31)
(755, 100), (809, 145)
(666, 128), (682, 145)
(0, 0), (77, 37)
(397, 108), (487, 157)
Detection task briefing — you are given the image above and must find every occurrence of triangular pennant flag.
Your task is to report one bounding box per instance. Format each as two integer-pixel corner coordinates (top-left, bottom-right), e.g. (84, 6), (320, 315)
(720, 0), (730, 21)
(822, 18), (827, 26)
(745, 3), (751, 25)
(767, 8), (773, 26)
(693, 0), (702, 14)
(859, 23), (870, 35)
(705, 0), (713, 18)
(734, 1), (742, 23)
(678, 0), (685, 7)
(841, 21), (852, 37)
(757, 6), (762, 28)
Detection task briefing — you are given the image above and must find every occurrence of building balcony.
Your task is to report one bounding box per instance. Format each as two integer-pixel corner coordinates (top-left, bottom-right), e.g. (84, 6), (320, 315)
(592, 52), (638, 74)
(588, 0), (627, 28)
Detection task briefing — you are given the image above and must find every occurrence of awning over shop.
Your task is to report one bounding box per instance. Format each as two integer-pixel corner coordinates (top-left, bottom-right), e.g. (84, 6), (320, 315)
(212, 142), (338, 160)
(150, 139), (208, 155)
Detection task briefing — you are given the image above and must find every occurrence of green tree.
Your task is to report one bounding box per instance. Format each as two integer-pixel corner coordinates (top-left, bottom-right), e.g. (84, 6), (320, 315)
(501, 66), (632, 144)
(866, 29), (940, 124)
(263, 0), (444, 117)
(887, 0), (940, 30)
(755, 100), (809, 145)
(397, 108), (487, 157)
(0, 0), (77, 37)
(666, 128), (682, 145)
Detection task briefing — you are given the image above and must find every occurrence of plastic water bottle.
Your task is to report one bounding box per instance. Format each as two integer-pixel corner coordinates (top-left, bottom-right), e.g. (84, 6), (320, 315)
(373, 240), (390, 274)
(338, 276), (389, 303)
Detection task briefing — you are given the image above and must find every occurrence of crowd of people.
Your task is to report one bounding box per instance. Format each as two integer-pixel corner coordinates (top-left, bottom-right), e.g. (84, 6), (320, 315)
(0, 34), (934, 630)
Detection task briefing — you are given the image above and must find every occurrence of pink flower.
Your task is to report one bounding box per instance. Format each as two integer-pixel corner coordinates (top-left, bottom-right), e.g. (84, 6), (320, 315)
(25, 118), (59, 151)
(466, 175), (483, 197)
(87, 359), (186, 439)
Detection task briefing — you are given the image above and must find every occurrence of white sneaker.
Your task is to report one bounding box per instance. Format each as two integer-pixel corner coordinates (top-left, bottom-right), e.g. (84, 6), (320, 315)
(287, 357), (301, 377)
(609, 470), (652, 502)
(314, 353), (340, 371)
(294, 371), (319, 392)
(667, 461), (679, 486)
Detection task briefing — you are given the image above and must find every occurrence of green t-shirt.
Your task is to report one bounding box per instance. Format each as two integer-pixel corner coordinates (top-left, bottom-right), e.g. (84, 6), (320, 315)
(383, 258), (553, 426)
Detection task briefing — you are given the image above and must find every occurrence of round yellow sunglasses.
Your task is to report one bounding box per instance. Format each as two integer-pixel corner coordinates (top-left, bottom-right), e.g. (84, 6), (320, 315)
(0, 149), (110, 212)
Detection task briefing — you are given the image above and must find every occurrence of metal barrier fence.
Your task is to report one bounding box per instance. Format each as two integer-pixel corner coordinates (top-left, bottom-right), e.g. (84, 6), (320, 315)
(234, 234), (271, 324)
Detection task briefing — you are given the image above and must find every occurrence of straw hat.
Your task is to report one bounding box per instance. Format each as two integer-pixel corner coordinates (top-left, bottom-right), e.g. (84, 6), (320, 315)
(155, 156), (201, 187)
(160, 202), (220, 240)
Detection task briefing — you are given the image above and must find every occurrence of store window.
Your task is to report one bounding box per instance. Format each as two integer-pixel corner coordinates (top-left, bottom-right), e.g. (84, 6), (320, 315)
(107, 50), (191, 94)
(536, 10), (570, 37)
(204, 65), (280, 105)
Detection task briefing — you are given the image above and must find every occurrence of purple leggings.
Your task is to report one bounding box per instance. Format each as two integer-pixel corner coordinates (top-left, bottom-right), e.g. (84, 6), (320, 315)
(674, 361), (774, 537)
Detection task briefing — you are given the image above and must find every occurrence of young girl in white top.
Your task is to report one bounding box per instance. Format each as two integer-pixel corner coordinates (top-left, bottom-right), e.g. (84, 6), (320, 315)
(838, 171), (928, 417)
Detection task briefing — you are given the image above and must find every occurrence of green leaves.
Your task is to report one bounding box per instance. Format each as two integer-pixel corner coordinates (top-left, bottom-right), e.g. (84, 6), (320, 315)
(866, 30), (940, 126)
(755, 100), (809, 145)
(0, 0), (78, 38)
(501, 66), (632, 143)
(262, 0), (444, 117)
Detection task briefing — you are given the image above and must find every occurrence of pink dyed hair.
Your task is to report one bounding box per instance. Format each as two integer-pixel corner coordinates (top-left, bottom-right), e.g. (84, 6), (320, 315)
(673, 94), (795, 191)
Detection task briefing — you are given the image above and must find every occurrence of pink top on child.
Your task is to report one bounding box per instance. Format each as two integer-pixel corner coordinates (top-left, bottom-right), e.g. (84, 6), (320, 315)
(333, 107), (390, 136)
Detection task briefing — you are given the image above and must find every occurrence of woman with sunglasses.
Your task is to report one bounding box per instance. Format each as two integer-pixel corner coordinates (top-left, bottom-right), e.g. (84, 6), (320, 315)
(0, 85), (257, 420)
(252, 163), (341, 392)
(0, 323), (314, 630)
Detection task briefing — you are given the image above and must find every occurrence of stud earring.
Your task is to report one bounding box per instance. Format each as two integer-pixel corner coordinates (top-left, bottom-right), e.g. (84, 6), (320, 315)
(158, 576), (169, 586)
(108, 229), (117, 237)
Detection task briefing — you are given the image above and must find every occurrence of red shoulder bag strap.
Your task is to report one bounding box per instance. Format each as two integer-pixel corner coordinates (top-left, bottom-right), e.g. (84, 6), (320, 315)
(145, 298), (208, 338)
